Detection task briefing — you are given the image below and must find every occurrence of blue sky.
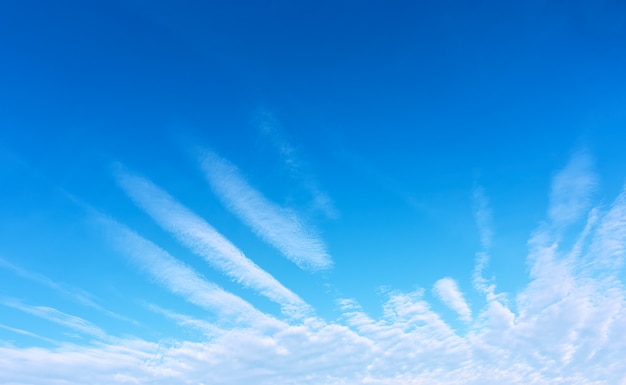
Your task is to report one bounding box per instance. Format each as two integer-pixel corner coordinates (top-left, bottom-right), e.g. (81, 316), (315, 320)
(1, 0), (626, 383)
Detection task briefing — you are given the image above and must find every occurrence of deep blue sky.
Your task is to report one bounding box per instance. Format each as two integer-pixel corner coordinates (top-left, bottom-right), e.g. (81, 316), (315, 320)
(1, 1), (626, 384)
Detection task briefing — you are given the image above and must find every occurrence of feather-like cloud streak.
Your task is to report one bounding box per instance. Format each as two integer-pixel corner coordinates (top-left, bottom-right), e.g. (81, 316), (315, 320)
(114, 167), (311, 318)
(1, 299), (108, 340)
(433, 278), (472, 322)
(97, 215), (278, 328)
(0, 257), (136, 325)
(199, 151), (332, 270)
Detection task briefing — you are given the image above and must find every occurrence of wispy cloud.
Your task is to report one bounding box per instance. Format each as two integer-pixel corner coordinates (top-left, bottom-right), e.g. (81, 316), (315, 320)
(549, 150), (597, 226)
(433, 278), (472, 322)
(256, 109), (338, 219)
(589, 184), (626, 270)
(144, 303), (224, 339)
(335, 148), (426, 213)
(1, 299), (108, 340)
(0, 323), (59, 345)
(199, 151), (332, 271)
(471, 185), (497, 298)
(0, 257), (137, 325)
(96, 214), (279, 328)
(114, 166), (312, 318)
(472, 185), (493, 250)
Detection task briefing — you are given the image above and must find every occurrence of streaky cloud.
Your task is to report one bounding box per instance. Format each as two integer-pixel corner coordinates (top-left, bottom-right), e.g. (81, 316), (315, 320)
(199, 150), (332, 271)
(433, 278), (472, 322)
(114, 166), (312, 318)
(256, 109), (338, 219)
(549, 150), (597, 226)
(589, 184), (626, 270)
(1, 299), (108, 341)
(96, 214), (279, 328)
(472, 185), (493, 250)
(0, 323), (59, 345)
(471, 185), (498, 299)
(507, 152), (625, 375)
(144, 303), (224, 339)
(0, 257), (137, 325)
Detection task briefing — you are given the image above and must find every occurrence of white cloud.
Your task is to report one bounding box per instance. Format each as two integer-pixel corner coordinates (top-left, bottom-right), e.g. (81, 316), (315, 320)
(0, 323), (59, 345)
(549, 150), (597, 226)
(3, 153), (626, 384)
(144, 303), (225, 339)
(199, 151), (332, 270)
(471, 185), (498, 299)
(589, 185), (626, 270)
(472, 185), (493, 250)
(114, 167), (312, 319)
(97, 215), (280, 328)
(1, 299), (108, 341)
(433, 278), (472, 322)
(256, 109), (338, 219)
(0, 257), (137, 325)
(2, 260), (626, 385)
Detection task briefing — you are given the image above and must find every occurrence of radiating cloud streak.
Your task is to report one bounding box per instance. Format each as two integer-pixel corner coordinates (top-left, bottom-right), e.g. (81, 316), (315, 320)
(549, 150), (597, 226)
(256, 109), (338, 219)
(199, 151), (332, 270)
(471, 185), (497, 298)
(0, 323), (59, 345)
(433, 278), (472, 322)
(590, 185), (626, 270)
(96, 214), (279, 328)
(114, 167), (312, 318)
(1, 299), (108, 340)
(144, 303), (224, 339)
(472, 185), (493, 250)
(0, 257), (136, 325)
